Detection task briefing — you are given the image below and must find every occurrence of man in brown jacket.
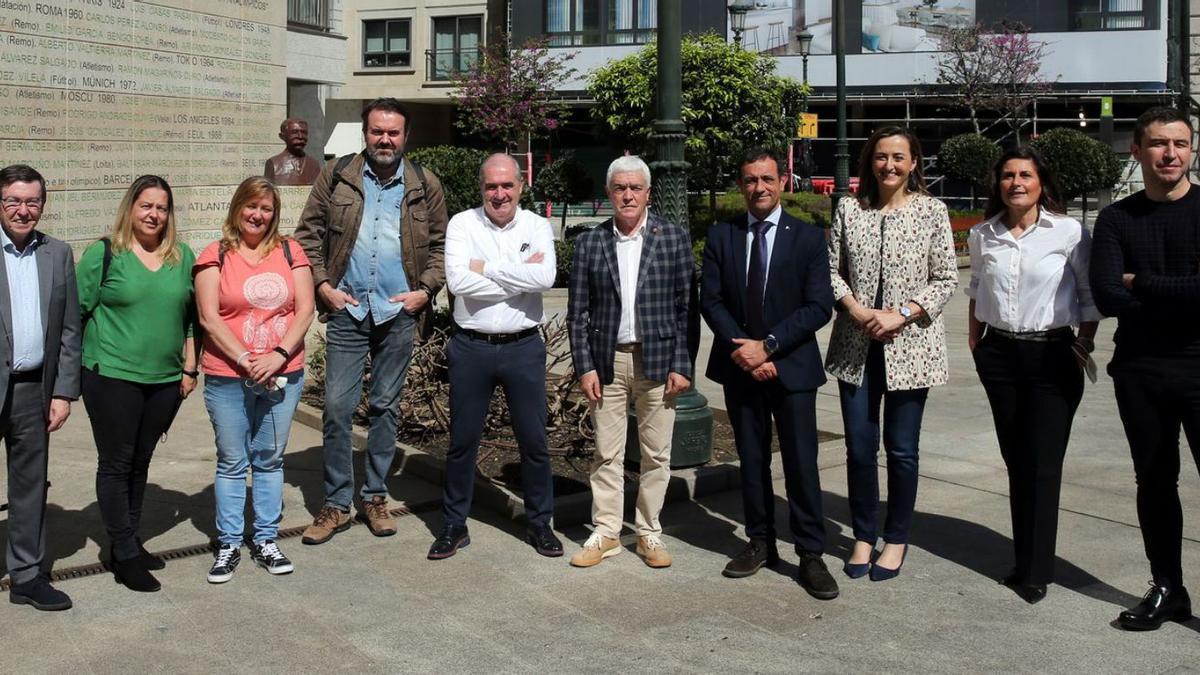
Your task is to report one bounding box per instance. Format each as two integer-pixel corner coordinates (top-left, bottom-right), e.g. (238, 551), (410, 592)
(294, 97), (447, 544)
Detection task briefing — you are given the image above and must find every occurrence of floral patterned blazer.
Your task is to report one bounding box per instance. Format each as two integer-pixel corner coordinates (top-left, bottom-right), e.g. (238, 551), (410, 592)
(824, 193), (958, 391)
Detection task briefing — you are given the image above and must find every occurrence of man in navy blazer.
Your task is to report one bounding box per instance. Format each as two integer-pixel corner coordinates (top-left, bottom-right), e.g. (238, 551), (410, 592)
(700, 148), (837, 599)
(567, 155), (693, 569)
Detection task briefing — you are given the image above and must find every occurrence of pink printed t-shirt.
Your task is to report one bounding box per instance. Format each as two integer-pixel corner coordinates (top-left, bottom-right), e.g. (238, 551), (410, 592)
(194, 239), (311, 377)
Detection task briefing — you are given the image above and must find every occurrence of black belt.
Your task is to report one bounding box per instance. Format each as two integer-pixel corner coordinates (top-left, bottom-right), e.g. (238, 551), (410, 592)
(986, 326), (1074, 342)
(460, 327), (539, 344)
(10, 367), (42, 383)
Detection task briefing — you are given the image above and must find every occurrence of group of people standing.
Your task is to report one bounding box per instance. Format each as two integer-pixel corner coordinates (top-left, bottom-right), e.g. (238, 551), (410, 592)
(0, 100), (1195, 634)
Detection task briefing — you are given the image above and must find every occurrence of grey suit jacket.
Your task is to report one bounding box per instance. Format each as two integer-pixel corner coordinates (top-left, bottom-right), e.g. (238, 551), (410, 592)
(0, 230), (82, 414)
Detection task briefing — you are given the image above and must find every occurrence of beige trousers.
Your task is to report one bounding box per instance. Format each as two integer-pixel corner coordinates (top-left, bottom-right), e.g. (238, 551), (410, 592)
(589, 348), (676, 538)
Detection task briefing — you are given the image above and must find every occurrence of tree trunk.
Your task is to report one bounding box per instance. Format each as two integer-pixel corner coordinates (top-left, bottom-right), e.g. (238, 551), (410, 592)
(1081, 192), (1088, 226)
(970, 108), (980, 134)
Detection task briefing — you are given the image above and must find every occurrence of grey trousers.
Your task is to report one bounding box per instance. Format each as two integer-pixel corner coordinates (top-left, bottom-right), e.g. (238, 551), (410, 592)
(2, 380), (49, 585)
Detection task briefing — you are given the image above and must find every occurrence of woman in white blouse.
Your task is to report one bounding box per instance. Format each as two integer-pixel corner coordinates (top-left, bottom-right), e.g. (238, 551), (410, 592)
(967, 147), (1100, 605)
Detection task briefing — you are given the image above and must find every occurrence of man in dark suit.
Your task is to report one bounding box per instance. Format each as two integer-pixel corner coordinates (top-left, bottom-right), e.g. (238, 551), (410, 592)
(0, 164), (81, 610)
(567, 155), (693, 569)
(700, 148), (836, 599)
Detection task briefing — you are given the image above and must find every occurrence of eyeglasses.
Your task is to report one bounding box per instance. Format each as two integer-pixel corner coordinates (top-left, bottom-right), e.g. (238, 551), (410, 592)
(243, 376), (286, 403)
(1, 198), (43, 212)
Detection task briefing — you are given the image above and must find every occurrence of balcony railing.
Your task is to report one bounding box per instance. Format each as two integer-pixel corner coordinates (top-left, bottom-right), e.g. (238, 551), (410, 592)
(425, 47), (483, 82)
(288, 0), (330, 32)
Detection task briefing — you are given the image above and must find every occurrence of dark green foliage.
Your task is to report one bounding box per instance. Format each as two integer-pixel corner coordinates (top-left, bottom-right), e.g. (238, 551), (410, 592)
(534, 151), (596, 232)
(939, 134), (1000, 188)
(689, 191), (833, 238)
(1031, 128), (1122, 200)
(407, 146), (489, 217)
(587, 33), (808, 212)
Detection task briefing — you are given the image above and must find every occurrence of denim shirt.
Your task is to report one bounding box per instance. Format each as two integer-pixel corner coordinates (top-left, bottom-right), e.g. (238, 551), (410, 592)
(1, 227), (44, 372)
(340, 163), (409, 324)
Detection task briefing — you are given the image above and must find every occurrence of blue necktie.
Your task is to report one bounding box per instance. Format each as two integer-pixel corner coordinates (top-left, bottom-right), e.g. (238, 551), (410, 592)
(746, 220), (772, 339)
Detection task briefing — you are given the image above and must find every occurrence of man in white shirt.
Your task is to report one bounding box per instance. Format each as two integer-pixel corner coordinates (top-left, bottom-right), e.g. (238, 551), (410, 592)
(428, 153), (562, 560)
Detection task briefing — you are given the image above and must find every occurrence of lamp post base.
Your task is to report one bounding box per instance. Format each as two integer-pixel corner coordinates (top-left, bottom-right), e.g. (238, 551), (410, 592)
(625, 386), (714, 469)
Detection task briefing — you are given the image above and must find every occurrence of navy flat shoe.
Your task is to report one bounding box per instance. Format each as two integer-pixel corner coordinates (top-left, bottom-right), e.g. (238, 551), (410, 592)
(869, 544), (908, 582)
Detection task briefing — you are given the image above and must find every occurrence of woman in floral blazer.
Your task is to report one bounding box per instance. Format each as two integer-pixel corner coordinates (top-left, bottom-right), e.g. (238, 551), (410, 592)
(825, 126), (958, 582)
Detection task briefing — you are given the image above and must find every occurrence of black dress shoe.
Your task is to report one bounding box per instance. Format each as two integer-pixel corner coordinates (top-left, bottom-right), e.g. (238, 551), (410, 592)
(1013, 583), (1047, 604)
(723, 538), (779, 578)
(110, 556), (162, 593)
(9, 577), (72, 611)
(795, 553), (839, 600)
(999, 569), (1021, 587)
(136, 539), (166, 571)
(526, 524), (564, 557)
(1117, 583), (1192, 631)
(427, 524), (470, 560)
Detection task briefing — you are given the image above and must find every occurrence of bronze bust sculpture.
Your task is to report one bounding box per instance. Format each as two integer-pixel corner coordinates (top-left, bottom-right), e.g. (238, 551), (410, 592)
(264, 118), (322, 185)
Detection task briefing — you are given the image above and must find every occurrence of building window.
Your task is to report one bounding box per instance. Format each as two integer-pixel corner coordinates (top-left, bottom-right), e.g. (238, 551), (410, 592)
(609, 0), (657, 44)
(364, 19), (411, 68)
(428, 16), (482, 81)
(288, 0), (329, 31)
(546, 0), (602, 46)
(1070, 0), (1149, 30)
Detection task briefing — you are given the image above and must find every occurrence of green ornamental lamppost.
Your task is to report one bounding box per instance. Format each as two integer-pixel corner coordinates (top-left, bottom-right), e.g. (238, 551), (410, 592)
(832, 0), (850, 214)
(636, 0), (713, 467)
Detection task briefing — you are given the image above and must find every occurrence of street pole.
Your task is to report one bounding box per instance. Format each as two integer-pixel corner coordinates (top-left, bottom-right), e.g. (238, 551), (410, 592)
(832, 0), (850, 215)
(649, 0), (713, 468)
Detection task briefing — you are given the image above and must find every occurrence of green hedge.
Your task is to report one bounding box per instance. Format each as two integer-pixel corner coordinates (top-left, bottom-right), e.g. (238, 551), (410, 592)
(689, 191), (832, 240)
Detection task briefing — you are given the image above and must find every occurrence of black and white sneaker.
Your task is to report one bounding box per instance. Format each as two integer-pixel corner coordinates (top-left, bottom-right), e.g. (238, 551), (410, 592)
(207, 544), (241, 584)
(250, 540), (294, 575)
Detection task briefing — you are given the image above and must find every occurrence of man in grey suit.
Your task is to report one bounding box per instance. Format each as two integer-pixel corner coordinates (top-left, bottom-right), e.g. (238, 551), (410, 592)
(0, 164), (81, 611)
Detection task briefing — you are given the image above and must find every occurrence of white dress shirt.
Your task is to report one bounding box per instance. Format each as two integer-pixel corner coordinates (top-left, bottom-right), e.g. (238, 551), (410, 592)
(966, 209), (1102, 332)
(615, 212), (648, 344)
(744, 203), (782, 287)
(1, 227), (44, 372)
(445, 206), (556, 333)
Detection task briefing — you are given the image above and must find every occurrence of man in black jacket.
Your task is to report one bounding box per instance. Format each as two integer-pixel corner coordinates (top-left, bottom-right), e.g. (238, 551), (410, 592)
(1091, 106), (1200, 631)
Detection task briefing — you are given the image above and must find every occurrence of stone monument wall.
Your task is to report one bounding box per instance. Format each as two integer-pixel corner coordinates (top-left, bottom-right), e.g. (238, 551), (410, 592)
(0, 0), (309, 250)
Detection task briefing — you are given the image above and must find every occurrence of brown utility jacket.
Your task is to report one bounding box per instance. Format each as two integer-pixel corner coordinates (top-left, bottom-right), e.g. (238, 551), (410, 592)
(294, 152), (447, 339)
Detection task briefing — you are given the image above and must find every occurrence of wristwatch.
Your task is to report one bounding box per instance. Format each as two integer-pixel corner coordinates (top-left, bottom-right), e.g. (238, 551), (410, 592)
(898, 305), (913, 323)
(764, 334), (779, 355)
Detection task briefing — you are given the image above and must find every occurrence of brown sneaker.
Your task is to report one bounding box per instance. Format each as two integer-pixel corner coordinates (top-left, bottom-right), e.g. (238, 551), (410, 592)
(359, 496), (397, 537)
(636, 534), (672, 568)
(301, 506), (351, 545)
(569, 532), (621, 568)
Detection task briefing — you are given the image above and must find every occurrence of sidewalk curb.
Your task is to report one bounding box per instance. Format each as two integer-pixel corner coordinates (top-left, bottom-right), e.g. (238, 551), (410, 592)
(293, 402), (842, 527)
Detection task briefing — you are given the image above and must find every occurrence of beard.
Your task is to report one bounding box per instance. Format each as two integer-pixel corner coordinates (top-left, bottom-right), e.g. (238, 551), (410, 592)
(367, 146), (399, 169)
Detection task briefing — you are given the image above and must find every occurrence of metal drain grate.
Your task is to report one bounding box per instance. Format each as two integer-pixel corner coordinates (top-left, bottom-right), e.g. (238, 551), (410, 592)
(0, 498), (440, 591)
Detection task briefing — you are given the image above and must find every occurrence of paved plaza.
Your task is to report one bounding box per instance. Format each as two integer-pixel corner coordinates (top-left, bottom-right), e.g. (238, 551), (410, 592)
(2, 277), (1198, 673)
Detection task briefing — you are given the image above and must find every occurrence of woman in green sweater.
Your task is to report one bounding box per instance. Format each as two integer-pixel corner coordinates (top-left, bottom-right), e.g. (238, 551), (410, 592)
(76, 175), (198, 593)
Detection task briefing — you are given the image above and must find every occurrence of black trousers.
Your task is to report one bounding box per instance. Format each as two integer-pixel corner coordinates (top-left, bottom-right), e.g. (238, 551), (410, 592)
(1112, 364), (1200, 589)
(724, 381), (824, 554)
(974, 332), (1083, 585)
(442, 332), (553, 527)
(81, 369), (181, 560)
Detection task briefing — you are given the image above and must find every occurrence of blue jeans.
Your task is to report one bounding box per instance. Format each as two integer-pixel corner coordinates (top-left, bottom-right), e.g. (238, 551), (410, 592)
(322, 309), (415, 510)
(838, 342), (929, 545)
(204, 371), (304, 545)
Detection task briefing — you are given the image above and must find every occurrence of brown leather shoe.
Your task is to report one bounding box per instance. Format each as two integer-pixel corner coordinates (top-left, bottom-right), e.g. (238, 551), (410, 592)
(636, 534), (672, 568)
(569, 533), (621, 568)
(359, 496), (397, 537)
(301, 506), (352, 545)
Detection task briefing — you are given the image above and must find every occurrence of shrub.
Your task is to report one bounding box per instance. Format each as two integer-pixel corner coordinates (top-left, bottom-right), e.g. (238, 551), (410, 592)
(1031, 128), (1122, 201)
(939, 133), (1000, 189)
(689, 191), (832, 240)
(534, 151), (596, 232)
(407, 146), (489, 217)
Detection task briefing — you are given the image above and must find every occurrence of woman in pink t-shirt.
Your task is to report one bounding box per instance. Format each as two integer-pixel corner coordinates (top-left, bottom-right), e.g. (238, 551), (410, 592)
(194, 176), (314, 584)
